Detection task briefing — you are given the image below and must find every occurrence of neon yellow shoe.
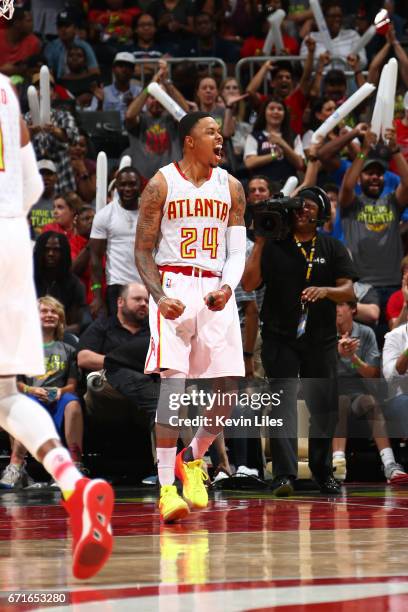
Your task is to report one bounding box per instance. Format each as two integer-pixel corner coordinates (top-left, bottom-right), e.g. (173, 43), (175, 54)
(175, 448), (209, 509)
(159, 485), (190, 523)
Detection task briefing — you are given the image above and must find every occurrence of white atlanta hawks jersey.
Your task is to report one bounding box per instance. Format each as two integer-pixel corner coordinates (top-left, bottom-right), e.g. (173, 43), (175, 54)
(155, 162), (232, 274)
(0, 73), (24, 218)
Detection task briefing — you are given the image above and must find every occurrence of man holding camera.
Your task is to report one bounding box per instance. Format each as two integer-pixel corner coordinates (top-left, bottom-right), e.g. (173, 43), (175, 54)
(242, 187), (356, 495)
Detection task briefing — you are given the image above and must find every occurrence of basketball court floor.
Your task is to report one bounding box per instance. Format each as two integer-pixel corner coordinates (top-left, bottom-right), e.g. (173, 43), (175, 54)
(0, 484), (408, 611)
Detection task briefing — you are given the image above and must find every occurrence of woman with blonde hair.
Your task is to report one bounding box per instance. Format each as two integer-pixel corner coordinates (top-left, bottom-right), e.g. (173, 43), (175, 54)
(0, 297), (86, 489)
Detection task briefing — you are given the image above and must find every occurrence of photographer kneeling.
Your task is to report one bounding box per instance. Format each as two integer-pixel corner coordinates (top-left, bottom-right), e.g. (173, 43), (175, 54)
(242, 187), (356, 495)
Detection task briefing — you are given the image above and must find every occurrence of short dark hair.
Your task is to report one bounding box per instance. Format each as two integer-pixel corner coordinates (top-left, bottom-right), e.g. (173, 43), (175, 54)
(9, 7), (28, 26)
(322, 182), (339, 194)
(324, 69), (346, 87)
(133, 12), (156, 28)
(194, 11), (213, 22)
(271, 61), (294, 79)
(119, 284), (130, 299)
(323, 0), (342, 14)
(77, 204), (94, 216)
(116, 166), (141, 180)
(338, 300), (358, 311)
(247, 175), (274, 194)
(179, 111), (212, 146)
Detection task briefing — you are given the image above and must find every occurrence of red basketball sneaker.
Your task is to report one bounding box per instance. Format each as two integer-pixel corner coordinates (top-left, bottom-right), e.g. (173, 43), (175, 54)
(63, 477), (114, 579)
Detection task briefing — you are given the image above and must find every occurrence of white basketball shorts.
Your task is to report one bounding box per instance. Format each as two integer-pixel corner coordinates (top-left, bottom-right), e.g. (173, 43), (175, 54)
(0, 217), (44, 376)
(145, 266), (244, 378)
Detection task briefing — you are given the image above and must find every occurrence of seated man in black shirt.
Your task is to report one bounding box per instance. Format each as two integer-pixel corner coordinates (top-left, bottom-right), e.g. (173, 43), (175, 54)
(242, 187), (357, 496)
(78, 282), (158, 430)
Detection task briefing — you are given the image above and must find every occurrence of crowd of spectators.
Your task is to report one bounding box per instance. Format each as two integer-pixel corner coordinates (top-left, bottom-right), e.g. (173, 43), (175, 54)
(1, 0), (408, 489)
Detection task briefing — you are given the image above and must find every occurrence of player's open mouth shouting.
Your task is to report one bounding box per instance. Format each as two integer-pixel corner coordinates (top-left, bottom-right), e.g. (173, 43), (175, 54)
(214, 144), (223, 163)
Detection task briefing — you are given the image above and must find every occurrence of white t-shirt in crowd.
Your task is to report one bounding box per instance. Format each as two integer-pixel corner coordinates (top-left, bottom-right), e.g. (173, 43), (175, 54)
(299, 28), (367, 69)
(383, 324), (408, 399)
(90, 197), (142, 286)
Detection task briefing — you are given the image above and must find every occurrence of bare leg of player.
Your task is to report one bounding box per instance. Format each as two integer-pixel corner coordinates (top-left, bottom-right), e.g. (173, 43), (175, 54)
(0, 376), (113, 579)
(182, 377), (238, 462)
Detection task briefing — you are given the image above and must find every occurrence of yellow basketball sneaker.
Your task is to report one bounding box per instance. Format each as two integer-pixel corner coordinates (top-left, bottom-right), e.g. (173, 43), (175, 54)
(175, 448), (209, 509)
(159, 485), (190, 523)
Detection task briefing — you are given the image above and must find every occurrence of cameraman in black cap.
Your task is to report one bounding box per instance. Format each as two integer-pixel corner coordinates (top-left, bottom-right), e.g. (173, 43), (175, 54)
(242, 186), (356, 495)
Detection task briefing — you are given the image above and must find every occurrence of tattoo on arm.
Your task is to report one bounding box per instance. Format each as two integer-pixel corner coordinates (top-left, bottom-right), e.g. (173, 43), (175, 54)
(135, 173), (167, 302)
(228, 175), (246, 226)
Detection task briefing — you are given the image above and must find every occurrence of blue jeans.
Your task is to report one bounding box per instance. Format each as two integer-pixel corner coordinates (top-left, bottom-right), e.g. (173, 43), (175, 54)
(28, 392), (79, 436)
(385, 394), (408, 438)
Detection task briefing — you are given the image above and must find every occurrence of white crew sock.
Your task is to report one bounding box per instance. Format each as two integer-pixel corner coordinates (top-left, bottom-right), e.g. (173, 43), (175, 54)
(380, 447), (396, 467)
(157, 447), (177, 486)
(43, 447), (82, 499)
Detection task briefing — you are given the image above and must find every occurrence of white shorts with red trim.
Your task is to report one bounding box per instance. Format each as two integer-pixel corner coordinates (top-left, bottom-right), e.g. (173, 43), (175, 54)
(0, 218), (44, 376)
(145, 269), (244, 378)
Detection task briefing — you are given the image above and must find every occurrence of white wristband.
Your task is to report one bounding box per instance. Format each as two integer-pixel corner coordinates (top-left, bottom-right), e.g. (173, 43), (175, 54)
(157, 296), (168, 308)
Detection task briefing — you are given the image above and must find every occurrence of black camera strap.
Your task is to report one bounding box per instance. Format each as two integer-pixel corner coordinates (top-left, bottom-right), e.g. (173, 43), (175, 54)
(294, 233), (317, 338)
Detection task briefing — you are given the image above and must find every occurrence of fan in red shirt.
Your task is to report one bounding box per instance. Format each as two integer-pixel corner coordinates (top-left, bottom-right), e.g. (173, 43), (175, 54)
(88, 0), (140, 46)
(0, 7), (41, 77)
(386, 255), (408, 329)
(240, 34), (299, 58)
(389, 93), (408, 175)
(42, 192), (83, 242)
(245, 38), (316, 135)
(240, 3), (299, 58)
(69, 205), (106, 305)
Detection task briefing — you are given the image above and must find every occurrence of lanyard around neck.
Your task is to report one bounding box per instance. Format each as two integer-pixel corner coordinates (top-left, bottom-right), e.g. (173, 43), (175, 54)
(294, 234), (317, 283)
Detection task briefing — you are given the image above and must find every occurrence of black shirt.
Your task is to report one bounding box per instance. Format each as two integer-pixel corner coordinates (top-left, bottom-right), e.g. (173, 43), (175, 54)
(261, 233), (357, 346)
(78, 315), (150, 372)
(36, 274), (88, 324)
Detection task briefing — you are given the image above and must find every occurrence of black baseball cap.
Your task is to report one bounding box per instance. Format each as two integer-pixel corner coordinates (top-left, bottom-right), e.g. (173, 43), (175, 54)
(362, 158), (387, 172)
(57, 10), (76, 27)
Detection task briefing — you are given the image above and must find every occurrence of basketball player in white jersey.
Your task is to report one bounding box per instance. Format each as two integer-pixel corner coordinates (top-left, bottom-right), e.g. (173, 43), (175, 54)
(135, 111), (246, 522)
(0, 73), (113, 578)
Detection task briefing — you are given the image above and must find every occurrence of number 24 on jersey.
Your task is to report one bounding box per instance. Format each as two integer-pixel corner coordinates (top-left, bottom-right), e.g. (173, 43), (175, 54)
(180, 227), (218, 259)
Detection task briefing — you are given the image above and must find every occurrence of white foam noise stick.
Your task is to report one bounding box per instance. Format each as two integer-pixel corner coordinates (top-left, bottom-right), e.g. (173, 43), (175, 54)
(312, 82), (376, 143)
(270, 9), (285, 54)
(381, 58), (398, 139)
(371, 64), (388, 138)
(351, 25), (376, 55)
(119, 155), (132, 170)
(262, 25), (275, 56)
(39, 65), (51, 126)
(281, 176), (298, 196)
(96, 151), (108, 212)
(147, 82), (187, 122)
(263, 9), (286, 55)
(309, 0), (333, 54)
(27, 85), (40, 127)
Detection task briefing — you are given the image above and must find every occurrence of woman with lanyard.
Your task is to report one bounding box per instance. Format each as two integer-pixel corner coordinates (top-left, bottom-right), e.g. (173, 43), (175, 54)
(242, 186), (357, 497)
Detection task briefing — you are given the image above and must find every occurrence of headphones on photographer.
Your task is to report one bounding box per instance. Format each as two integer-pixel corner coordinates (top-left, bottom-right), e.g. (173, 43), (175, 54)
(297, 186), (332, 226)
